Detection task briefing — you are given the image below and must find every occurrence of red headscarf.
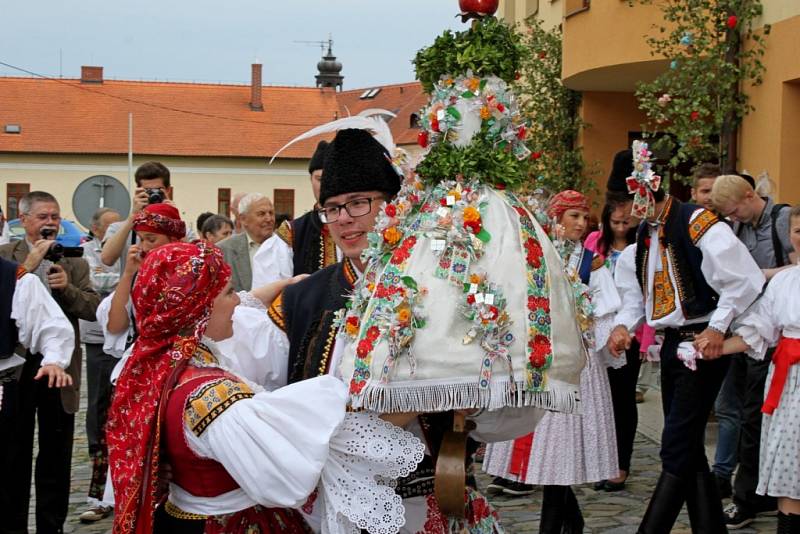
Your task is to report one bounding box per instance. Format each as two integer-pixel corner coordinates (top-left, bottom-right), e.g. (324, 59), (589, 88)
(132, 203), (186, 239)
(106, 241), (231, 534)
(547, 190), (590, 221)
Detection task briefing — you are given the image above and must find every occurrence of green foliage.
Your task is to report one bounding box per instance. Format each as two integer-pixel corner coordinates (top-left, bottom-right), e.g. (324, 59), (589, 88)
(514, 18), (595, 195)
(414, 17), (525, 93)
(633, 0), (769, 181)
(415, 138), (529, 190)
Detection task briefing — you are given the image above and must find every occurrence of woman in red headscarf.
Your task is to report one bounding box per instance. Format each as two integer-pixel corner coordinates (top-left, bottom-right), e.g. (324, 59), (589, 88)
(483, 190), (622, 533)
(106, 241), (423, 534)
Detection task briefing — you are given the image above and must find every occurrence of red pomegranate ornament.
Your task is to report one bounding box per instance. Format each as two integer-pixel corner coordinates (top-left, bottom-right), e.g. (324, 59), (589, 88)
(459, 0), (499, 16)
(726, 15), (738, 29)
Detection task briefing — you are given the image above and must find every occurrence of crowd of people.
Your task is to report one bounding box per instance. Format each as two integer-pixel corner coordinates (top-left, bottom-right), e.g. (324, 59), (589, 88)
(0, 126), (798, 534)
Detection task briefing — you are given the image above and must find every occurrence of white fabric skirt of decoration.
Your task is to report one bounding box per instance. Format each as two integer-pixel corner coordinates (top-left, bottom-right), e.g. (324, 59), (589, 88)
(757, 363), (800, 499)
(336, 178), (587, 414)
(483, 352), (619, 485)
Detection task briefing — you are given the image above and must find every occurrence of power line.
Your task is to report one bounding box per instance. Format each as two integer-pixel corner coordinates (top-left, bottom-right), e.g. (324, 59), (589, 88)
(0, 60), (337, 128)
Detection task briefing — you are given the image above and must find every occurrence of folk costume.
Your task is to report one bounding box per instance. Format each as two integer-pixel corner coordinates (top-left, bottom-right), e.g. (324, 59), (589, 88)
(106, 241), (424, 534)
(731, 264), (800, 531)
(253, 140), (339, 287)
(613, 143), (765, 534)
(483, 191), (620, 533)
(0, 236), (100, 533)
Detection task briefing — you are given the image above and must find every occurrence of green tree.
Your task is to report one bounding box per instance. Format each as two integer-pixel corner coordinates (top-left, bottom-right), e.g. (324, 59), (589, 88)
(515, 17), (594, 195)
(634, 0), (768, 181)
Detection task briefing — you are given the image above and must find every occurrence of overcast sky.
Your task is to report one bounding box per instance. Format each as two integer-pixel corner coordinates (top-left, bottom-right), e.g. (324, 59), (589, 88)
(0, 1), (464, 89)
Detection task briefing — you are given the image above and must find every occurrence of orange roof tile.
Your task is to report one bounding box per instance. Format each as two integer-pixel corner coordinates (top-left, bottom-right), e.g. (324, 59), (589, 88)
(0, 76), (430, 158)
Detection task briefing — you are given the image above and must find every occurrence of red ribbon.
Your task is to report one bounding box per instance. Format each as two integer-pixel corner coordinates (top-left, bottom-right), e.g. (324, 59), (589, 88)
(762, 337), (800, 415)
(508, 433), (534, 480)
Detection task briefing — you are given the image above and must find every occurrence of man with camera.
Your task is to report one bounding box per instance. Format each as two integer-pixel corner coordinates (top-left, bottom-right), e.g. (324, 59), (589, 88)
(0, 191), (101, 534)
(101, 161), (174, 270)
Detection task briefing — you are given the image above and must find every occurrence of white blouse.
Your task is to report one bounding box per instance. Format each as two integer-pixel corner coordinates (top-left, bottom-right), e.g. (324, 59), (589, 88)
(733, 264), (800, 360)
(8, 273), (74, 369)
(251, 234), (294, 287)
(614, 212), (764, 333)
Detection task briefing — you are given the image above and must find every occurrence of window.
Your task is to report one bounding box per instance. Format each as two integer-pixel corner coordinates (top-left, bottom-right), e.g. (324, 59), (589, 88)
(217, 188), (231, 217)
(274, 189), (295, 219)
(410, 113), (420, 128)
(6, 183), (30, 219)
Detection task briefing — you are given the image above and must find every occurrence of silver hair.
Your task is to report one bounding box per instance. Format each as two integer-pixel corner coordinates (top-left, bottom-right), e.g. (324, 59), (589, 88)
(19, 191), (59, 215)
(238, 192), (270, 215)
(90, 207), (119, 229)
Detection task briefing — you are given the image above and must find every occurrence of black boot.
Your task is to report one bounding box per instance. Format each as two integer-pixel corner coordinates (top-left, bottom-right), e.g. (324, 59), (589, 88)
(539, 485), (567, 534)
(562, 486), (584, 534)
(685, 471), (726, 533)
(638, 471), (687, 534)
(777, 512), (800, 534)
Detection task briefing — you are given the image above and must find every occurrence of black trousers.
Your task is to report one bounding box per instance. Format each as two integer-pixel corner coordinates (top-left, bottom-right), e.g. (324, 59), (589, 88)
(607, 338), (642, 473)
(659, 328), (730, 477)
(0, 355), (74, 534)
(85, 343), (117, 501)
(732, 348), (777, 513)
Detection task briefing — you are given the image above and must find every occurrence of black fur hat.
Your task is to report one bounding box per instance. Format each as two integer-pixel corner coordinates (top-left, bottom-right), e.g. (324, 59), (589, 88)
(607, 149), (634, 194)
(319, 129), (401, 206)
(308, 140), (329, 174)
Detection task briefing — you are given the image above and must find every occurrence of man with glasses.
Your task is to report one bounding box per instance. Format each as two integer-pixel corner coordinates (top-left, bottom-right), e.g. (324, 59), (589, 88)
(265, 128), (400, 385)
(0, 191), (100, 534)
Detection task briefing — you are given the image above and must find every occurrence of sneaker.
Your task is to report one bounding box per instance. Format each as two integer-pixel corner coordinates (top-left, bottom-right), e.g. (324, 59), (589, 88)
(486, 476), (510, 494)
(724, 503), (755, 530)
(714, 475), (732, 499)
(79, 505), (113, 523)
(502, 481), (536, 496)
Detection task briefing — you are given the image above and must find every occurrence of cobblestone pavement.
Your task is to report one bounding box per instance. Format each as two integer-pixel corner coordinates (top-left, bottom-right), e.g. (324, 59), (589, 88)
(33, 359), (776, 533)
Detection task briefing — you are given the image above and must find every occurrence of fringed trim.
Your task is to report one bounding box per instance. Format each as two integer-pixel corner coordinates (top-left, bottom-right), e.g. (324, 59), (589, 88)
(350, 378), (581, 415)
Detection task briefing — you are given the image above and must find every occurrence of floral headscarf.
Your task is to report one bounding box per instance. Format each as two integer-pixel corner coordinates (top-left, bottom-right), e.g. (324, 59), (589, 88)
(132, 203), (186, 239)
(106, 241), (230, 534)
(546, 190), (590, 221)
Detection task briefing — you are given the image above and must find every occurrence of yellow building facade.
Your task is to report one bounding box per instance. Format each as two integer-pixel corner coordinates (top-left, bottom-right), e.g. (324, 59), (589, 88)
(501, 0), (800, 204)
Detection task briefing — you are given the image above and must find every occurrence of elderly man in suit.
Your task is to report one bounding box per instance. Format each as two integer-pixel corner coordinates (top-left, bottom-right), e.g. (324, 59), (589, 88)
(217, 192), (275, 291)
(0, 191), (100, 534)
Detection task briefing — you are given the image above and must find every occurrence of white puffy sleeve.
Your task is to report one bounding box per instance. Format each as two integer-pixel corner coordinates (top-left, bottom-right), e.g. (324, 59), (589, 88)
(695, 217), (765, 333)
(96, 292), (132, 359)
(589, 264), (622, 357)
(732, 276), (781, 361)
(184, 375), (424, 533)
(12, 274), (75, 368)
(215, 304), (289, 390)
(252, 235), (294, 287)
(612, 244), (645, 333)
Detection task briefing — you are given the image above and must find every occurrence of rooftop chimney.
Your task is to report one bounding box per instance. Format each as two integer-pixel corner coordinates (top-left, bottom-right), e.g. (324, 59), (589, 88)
(250, 64), (263, 111)
(81, 65), (103, 84)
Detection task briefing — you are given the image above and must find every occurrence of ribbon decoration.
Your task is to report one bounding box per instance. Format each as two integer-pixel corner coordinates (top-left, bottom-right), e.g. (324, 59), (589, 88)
(626, 140), (662, 219)
(478, 332), (516, 392)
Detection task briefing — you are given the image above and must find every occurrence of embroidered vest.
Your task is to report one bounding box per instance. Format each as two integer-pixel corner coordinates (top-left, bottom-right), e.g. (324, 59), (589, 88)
(279, 211), (337, 276)
(635, 198), (720, 320)
(163, 365), (242, 497)
(279, 258), (357, 384)
(0, 258), (20, 359)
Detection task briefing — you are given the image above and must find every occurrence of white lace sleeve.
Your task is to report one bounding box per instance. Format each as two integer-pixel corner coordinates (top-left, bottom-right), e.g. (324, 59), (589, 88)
(318, 412), (424, 534)
(237, 290), (267, 313)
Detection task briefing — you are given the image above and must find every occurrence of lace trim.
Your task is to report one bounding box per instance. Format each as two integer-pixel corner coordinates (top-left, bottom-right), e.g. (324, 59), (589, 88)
(319, 412), (425, 534)
(238, 291), (267, 313)
(594, 315), (626, 369)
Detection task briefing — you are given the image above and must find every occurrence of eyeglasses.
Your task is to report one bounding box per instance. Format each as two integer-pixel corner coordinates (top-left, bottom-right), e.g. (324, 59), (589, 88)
(317, 196), (382, 224)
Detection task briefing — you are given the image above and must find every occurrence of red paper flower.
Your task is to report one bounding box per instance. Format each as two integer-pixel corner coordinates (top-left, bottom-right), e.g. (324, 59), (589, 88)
(517, 125), (526, 140)
(417, 131), (429, 148)
(440, 198), (448, 207)
(531, 151), (542, 160)
(487, 305), (499, 320)
(690, 110), (700, 121)
(356, 339), (373, 358)
(431, 117), (440, 133)
(727, 15), (738, 29)
(496, 103), (506, 113)
(384, 204), (397, 218)
(466, 294), (476, 305)
(366, 326), (380, 341)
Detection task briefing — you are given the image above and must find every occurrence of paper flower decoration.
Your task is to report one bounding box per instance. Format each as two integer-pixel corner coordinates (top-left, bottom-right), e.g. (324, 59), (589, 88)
(680, 32), (694, 46)
(626, 140), (662, 219)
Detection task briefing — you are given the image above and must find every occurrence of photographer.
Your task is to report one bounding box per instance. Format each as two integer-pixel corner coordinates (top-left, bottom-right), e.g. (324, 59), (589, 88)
(101, 161), (175, 269)
(0, 191), (101, 533)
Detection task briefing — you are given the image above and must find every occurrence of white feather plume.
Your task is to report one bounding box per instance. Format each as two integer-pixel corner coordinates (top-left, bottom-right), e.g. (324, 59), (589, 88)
(268, 109), (397, 165)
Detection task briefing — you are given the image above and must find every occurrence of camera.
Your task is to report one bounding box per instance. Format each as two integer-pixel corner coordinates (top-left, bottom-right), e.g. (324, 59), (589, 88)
(145, 188), (165, 204)
(40, 228), (84, 262)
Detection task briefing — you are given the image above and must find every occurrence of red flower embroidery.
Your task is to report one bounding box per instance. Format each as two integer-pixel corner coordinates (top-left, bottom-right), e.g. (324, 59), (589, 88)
(366, 326), (380, 341)
(466, 294), (476, 305)
(356, 339), (373, 358)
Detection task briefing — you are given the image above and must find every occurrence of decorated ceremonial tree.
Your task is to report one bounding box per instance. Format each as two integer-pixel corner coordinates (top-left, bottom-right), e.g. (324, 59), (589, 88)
(633, 0), (769, 178)
(337, 2), (586, 422)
